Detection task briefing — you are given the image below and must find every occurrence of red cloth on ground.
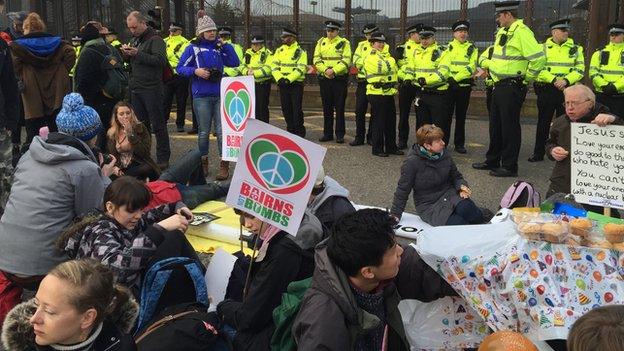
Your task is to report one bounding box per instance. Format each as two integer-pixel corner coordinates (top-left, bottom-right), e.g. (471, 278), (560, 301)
(0, 270), (22, 328)
(145, 180), (182, 210)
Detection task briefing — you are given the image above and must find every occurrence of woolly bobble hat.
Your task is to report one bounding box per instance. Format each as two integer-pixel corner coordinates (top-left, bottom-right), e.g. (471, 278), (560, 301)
(56, 93), (102, 141)
(196, 10), (217, 36)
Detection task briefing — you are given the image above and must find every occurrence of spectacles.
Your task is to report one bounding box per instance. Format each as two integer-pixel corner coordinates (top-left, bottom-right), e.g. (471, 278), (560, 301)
(563, 99), (591, 108)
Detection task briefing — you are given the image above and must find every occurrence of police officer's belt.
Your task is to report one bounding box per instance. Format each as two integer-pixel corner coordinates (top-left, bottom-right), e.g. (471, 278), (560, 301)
(373, 82), (395, 89)
(494, 77), (525, 87)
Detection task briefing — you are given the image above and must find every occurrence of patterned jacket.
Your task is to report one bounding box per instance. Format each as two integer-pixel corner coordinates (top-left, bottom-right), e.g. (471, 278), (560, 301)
(61, 202), (183, 291)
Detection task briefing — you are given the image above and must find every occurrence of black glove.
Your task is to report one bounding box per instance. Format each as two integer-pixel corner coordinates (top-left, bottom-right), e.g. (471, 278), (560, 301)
(447, 77), (458, 89)
(216, 299), (242, 327)
(602, 83), (617, 95)
(403, 79), (412, 86)
(278, 78), (289, 85)
(417, 77), (427, 87)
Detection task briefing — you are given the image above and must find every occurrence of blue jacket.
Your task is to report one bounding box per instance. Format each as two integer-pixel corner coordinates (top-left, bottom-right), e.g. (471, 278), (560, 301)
(177, 38), (240, 97)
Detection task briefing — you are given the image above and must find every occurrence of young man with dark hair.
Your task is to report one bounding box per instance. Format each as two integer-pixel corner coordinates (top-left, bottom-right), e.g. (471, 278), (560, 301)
(293, 208), (456, 350)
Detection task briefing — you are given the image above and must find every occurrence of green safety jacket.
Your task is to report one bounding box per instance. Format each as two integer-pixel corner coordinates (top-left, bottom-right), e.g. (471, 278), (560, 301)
(164, 34), (190, 74)
(405, 42), (450, 91)
(478, 45), (495, 88)
(353, 39), (388, 80)
(589, 41), (624, 93)
(69, 45), (81, 77)
(222, 39), (244, 77)
(397, 39), (422, 81)
(483, 19), (545, 83)
(364, 47), (398, 96)
(536, 37), (584, 85)
(313, 35), (352, 78)
(243, 46), (273, 83)
(445, 38), (478, 87)
(271, 41), (308, 83)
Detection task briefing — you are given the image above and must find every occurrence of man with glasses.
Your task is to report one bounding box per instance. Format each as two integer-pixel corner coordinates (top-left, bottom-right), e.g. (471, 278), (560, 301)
(589, 23), (624, 119)
(472, 1), (545, 177)
(545, 84), (621, 211)
(314, 20), (352, 143)
(530, 19), (584, 163)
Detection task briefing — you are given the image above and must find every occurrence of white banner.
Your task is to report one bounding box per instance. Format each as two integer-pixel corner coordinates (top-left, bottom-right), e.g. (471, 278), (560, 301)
(225, 119), (327, 235)
(220, 75), (256, 162)
(570, 123), (624, 210)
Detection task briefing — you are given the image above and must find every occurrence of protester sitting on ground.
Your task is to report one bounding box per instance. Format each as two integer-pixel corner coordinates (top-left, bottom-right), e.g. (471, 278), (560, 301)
(10, 12), (75, 145)
(567, 305), (624, 351)
(1, 259), (138, 351)
(308, 166), (355, 236)
(0, 93), (115, 324)
(390, 124), (484, 226)
(106, 101), (160, 180)
(59, 176), (199, 295)
(216, 209), (320, 350)
(546, 84), (622, 213)
(74, 22), (123, 151)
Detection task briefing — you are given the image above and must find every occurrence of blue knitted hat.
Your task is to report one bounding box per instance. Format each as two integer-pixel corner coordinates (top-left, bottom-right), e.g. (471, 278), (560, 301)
(56, 93), (102, 141)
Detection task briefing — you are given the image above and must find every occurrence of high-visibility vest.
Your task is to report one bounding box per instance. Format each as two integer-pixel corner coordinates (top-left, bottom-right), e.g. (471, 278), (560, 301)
(313, 35), (352, 78)
(397, 39), (422, 81)
(445, 38), (478, 87)
(478, 45), (495, 88)
(271, 41), (308, 83)
(364, 47), (398, 96)
(353, 39), (388, 80)
(484, 19), (545, 83)
(243, 46), (273, 83)
(69, 45), (81, 77)
(589, 41), (624, 93)
(406, 42), (450, 91)
(536, 37), (584, 85)
(222, 39), (244, 77)
(164, 34), (190, 74)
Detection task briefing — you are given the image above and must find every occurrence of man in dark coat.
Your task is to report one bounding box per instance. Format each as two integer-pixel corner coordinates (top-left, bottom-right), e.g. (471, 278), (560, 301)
(0, 37), (19, 215)
(546, 84), (622, 208)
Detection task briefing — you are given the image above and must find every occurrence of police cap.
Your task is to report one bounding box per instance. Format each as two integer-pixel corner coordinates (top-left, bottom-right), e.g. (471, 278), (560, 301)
(494, 1), (520, 14)
(362, 23), (379, 34)
(169, 22), (183, 31)
(281, 27), (298, 37)
(452, 20), (470, 32)
(368, 32), (386, 43)
(549, 19), (570, 31)
(608, 24), (624, 36)
(325, 20), (341, 30)
(419, 26), (436, 39)
(218, 27), (233, 36)
(406, 23), (423, 35)
(251, 35), (265, 44)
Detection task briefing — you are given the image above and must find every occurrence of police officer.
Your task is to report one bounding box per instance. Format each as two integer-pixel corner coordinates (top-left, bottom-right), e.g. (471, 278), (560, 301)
(314, 20), (352, 143)
(219, 27), (244, 77)
(589, 23), (624, 119)
(478, 44), (495, 117)
(472, 1), (545, 177)
(364, 32), (403, 157)
(405, 26), (452, 142)
(350, 23), (387, 146)
(163, 22), (190, 132)
(103, 27), (122, 50)
(69, 34), (82, 84)
(271, 28), (308, 137)
(446, 20), (477, 154)
(243, 35), (273, 123)
(530, 19), (584, 162)
(396, 23), (422, 149)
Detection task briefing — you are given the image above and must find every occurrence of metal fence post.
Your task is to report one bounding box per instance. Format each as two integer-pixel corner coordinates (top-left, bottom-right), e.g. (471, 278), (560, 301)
(345, 0), (351, 39)
(157, 0), (170, 33)
(244, 0), (251, 47)
(293, 0), (299, 33)
(525, 0), (534, 28)
(460, 0), (468, 21)
(400, 0), (407, 39)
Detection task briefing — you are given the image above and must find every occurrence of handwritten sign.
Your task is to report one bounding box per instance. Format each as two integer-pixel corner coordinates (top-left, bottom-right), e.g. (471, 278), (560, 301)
(570, 123), (624, 210)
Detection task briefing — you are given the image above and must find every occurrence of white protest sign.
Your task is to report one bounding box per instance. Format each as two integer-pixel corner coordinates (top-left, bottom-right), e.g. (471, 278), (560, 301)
(220, 76), (256, 161)
(204, 248), (237, 306)
(225, 119), (326, 235)
(571, 123), (624, 210)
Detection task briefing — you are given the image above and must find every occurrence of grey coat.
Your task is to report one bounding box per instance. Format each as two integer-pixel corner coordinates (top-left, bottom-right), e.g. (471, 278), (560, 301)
(391, 146), (467, 226)
(128, 27), (167, 91)
(0, 133), (110, 276)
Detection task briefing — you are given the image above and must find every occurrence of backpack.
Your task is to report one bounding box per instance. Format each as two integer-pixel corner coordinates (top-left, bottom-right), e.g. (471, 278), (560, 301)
(500, 181), (541, 209)
(270, 277), (312, 351)
(86, 45), (128, 100)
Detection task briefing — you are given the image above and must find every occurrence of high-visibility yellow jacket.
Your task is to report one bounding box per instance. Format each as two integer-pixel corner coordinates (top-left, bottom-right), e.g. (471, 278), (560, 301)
(397, 39), (422, 81)
(313, 35), (351, 78)
(364, 47), (398, 96)
(589, 41), (624, 93)
(483, 19), (545, 83)
(478, 45), (495, 88)
(405, 42), (450, 91)
(353, 39), (389, 80)
(242, 46), (273, 83)
(445, 38), (478, 87)
(222, 39), (244, 77)
(70, 45), (81, 77)
(164, 34), (190, 74)
(536, 37), (584, 85)
(110, 39), (122, 50)
(271, 41), (308, 83)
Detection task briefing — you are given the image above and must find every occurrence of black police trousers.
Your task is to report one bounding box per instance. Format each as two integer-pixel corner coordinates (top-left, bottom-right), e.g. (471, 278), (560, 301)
(255, 81), (272, 123)
(354, 80), (372, 142)
(397, 83), (417, 145)
(534, 84), (564, 157)
(278, 82), (306, 137)
(319, 76), (348, 138)
(485, 81), (527, 172)
(416, 90), (452, 144)
(448, 86), (472, 148)
(368, 94), (398, 154)
(163, 75), (190, 128)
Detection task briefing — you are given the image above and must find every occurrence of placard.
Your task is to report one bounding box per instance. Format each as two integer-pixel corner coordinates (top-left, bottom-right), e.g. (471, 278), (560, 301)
(570, 123), (624, 210)
(220, 76), (256, 161)
(225, 119), (326, 235)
